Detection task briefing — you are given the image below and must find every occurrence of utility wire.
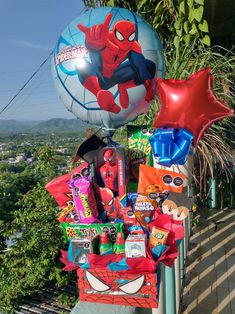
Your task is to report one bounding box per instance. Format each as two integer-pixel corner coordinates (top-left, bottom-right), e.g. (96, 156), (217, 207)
(0, 63), (51, 119)
(0, 51), (53, 117)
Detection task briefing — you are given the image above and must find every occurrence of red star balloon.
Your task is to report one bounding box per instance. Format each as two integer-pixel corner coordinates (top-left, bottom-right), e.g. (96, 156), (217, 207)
(153, 68), (233, 145)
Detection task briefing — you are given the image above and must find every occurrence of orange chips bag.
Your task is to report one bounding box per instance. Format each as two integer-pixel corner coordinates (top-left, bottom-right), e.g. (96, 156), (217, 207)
(138, 164), (186, 194)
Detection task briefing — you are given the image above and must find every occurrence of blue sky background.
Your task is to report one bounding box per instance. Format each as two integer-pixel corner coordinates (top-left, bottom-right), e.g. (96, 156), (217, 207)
(0, 0), (85, 121)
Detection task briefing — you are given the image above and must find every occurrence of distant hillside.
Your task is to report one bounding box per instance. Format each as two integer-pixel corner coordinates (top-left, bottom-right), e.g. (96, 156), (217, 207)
(0, 119), (87, 134)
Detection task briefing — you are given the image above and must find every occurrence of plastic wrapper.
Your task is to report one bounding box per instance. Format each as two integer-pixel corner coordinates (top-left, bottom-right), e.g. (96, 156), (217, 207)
(138, 164), (186, 194)
(45, 162), (89, 209)
(128, 193), (157, 228)
(68, 176), (99, 224)
(57, 204), (80, 223)
(62, 222), (124, 242)
(127, 125), (154, 182)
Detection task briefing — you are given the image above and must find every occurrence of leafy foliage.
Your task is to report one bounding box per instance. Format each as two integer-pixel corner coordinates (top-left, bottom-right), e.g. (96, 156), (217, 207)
(0, 146), (77, 313)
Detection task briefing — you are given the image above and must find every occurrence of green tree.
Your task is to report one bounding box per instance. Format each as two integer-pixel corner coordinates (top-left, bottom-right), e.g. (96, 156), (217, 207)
(0, 146), (77, 313)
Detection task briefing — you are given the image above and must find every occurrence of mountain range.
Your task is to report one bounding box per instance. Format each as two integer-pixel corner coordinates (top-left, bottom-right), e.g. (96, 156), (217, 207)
(0, 118), (87, 134)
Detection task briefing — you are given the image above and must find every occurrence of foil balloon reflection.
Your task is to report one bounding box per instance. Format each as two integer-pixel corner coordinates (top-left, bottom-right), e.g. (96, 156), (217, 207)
(52, 7), (165, 130)
(153, 68), (233, 145)
(149, 128), (193, 167)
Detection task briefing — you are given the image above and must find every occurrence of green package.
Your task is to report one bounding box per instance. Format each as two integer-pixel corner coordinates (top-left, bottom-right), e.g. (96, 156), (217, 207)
(62, 222), (123, 242)
(127, 125), (153, 191)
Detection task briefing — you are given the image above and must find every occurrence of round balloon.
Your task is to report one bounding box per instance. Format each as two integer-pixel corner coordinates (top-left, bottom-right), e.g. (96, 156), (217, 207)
(52, 7), (165, 130)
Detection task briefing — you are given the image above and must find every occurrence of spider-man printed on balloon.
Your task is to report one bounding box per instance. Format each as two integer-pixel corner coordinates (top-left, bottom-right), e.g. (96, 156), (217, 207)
(52, 7), (165, 130)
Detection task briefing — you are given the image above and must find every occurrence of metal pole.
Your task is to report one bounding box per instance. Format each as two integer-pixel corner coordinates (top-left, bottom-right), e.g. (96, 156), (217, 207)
(164, 266), (176, 314)
(209, 177), (216, 208)
(174, 256), (180, 314)
(184, 217), (189, 253)
(183, 220), (187, 260)
(179, 239), (184, 286)
(152, 264), (165, 314)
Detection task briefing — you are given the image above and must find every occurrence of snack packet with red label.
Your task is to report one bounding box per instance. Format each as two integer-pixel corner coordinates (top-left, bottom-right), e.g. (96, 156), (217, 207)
(45, 162), (89, 209)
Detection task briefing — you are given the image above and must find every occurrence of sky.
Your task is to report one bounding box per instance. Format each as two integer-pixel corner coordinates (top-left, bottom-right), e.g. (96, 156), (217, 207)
(0, 0), (85, 121)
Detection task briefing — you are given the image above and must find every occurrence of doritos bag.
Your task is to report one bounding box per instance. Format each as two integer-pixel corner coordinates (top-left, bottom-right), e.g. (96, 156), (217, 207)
(45, 162), (89, 209)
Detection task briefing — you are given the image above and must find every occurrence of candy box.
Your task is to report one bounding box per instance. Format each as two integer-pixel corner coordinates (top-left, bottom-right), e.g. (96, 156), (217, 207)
(94, 145), (127, 206)
(149, 227), (169, 249)
(68, 237), (99, 265)
(77, 268), (158, 308)
(125, 234), (146, 258)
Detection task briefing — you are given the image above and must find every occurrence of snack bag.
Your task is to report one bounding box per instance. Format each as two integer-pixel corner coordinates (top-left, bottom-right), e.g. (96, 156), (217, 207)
(45, 162), (89, 209)
(127, 126), (153, 189)
(128, 193), (157, 228)
(138, 164), (186, 194)
(68, 176), (99, 224)
(62, 222), (124, 242)
(57, 204), (80, 223)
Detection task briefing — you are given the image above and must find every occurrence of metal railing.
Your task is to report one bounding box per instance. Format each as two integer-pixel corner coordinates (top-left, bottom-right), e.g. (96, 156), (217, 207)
(153, 208), (193, 314)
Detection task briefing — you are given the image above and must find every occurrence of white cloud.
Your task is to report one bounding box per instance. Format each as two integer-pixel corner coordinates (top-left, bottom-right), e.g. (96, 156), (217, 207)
(12, 39), (53, 51)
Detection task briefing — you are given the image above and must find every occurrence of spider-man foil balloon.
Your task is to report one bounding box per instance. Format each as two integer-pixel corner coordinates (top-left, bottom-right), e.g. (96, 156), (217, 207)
(52, 7), (165, 130)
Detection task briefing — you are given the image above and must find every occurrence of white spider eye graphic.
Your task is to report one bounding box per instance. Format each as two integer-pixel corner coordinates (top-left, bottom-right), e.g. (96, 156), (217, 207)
(108, 199), (113, 206)
(115, 30), (124, 41)
(119, 275), (145, 294)
(86, 270), (110, 292)
(128, 32), (135, 42)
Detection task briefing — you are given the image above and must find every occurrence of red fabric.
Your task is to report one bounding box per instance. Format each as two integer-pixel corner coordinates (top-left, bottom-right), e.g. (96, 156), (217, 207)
(88, 253), (125, 268)
(126, 257), (157, 273)
(157, 243), (178, 267)
(149, 213), (184, 244)
(59, 249), (80, 271)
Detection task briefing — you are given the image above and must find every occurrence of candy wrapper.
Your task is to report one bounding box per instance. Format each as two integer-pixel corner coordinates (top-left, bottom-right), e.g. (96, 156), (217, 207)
(62, 222), (124, 242)
(128, 193), (157, 228)
(68, 176), (99, 224)
(68, 237), (99, 265)
(125, 234), (146, 258)
(57, 204), (80, 223)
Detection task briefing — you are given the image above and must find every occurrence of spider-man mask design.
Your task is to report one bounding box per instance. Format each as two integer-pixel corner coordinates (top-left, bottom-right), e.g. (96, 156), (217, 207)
(78, 268), (158, 308)
(111, 20), (136, 51)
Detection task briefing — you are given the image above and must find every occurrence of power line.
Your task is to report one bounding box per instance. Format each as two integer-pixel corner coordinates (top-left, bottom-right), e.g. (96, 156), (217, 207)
(0, 63), (52, 119)
(0, 51), (53, 117)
